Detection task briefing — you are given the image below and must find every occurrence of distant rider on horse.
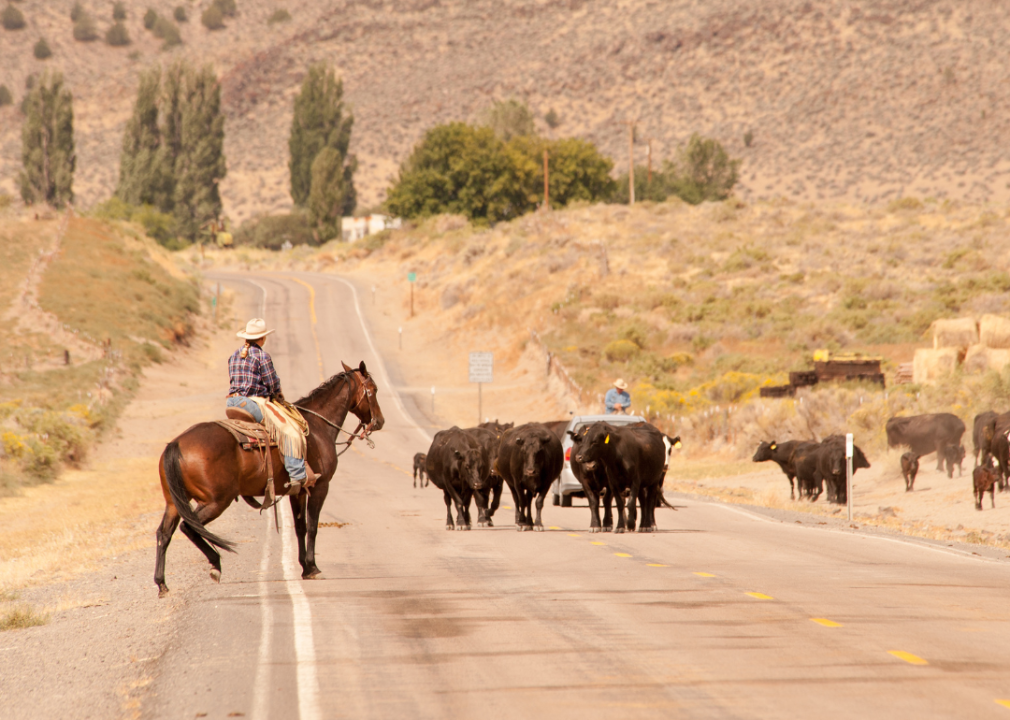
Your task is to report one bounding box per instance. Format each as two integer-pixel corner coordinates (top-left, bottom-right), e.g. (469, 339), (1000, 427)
(226, 318), (317, 487)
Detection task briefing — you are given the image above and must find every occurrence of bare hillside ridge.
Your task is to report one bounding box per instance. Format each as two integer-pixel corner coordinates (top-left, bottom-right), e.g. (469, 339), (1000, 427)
(2, 0), (1009, 222)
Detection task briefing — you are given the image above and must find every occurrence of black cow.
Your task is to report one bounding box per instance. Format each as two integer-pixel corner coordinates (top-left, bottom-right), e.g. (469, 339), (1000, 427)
(568, 425), (616, 533)
(818, 435), (871, 504)
(753, 440), (818, 500)
(973, 411), (998, 467)
(886, 414), (966, 471)
(943, 443), (966, 478)
(425, 427), (490, 531)
(900, 452), (919, 492)
(542, 420), (571, 440)
(497, 423), (564, 531)
(479, 419), (514, 434)
(990, 419), (1010, 492)
(462, 425), (506, 527)
(413, 453), (428, 488)
(793, 442), (829, 501)
(574, 422), (670, 532)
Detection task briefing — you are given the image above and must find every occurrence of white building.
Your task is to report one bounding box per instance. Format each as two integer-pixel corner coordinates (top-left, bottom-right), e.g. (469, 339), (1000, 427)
(341, 214), (402, 242)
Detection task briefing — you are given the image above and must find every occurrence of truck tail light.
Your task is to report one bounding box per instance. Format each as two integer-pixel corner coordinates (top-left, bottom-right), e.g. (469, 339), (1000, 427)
(565, 447), (571, 462)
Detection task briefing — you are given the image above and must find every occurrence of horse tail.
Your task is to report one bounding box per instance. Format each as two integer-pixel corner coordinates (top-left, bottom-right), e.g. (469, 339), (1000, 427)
(163, 441), (237, 553)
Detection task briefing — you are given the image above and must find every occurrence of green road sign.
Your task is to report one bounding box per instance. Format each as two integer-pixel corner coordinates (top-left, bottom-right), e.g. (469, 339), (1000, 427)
(407, 272), (417, 283)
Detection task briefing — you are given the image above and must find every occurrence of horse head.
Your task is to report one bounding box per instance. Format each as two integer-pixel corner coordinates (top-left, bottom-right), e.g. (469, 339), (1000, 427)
(342, 360), (385, 434)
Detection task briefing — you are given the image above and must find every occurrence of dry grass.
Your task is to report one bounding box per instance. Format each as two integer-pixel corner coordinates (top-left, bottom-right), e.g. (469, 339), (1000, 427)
(0, 603), (50, 631)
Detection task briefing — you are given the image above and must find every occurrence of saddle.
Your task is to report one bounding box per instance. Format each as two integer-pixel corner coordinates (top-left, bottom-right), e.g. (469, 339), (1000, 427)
(215, 415), (301, 511)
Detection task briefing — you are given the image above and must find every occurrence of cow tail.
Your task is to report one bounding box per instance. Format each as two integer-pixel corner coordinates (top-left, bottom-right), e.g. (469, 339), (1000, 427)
(657, 487), (678, 510)
(163, 441), (237, 553)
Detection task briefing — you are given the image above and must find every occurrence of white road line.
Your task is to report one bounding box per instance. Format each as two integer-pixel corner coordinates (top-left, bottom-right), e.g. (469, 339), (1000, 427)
(333, 275), (432, 444)
(250, 511), (274, 720)
(709, 501), (1003, 564)
(280, 502), (321, 720)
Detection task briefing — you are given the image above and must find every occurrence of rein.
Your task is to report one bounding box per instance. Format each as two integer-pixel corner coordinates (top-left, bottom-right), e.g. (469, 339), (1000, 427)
(294, 371), (377, 456)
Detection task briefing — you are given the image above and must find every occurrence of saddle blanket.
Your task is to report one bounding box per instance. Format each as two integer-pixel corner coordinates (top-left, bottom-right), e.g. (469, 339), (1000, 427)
(215, 419), (278, 451)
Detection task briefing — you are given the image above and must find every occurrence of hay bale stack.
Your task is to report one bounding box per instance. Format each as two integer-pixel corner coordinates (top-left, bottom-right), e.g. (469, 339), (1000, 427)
(913, 347), (959, 383)
(979, 314), (1010, 349)
(987, 349), (1010, 372)
(931, 317), (978, 349)
(964, 345), (989, 374)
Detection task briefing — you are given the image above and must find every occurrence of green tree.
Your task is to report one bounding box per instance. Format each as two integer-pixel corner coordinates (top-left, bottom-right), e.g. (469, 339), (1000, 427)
(106, 21), (130, 46)
(670, 133), (740, 204)
(288, 64), (355, 211)
(117, 67), (165, 207)
(19, 72), (75, 207)
(2, 4), (26, 30)
(201, 5), (223, 29)
(173, 5), (187, 21)
(307, 147), (345, 242)
(168, 65), (226, 240)
(386, 122), (526, 223)
(610, 164), (673, 204)
(479, 99), (534, 141)
(143, 7), (157, 28)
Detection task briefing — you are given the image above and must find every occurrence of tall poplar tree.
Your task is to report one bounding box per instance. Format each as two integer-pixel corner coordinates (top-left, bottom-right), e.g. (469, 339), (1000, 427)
(116, 67), (164, 207)
(307, 147), (345, 242)
(288, 64), (355, 215)
(19, 72), (75, 207)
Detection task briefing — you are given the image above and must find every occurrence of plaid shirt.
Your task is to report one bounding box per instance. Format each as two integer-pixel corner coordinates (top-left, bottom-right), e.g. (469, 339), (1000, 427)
(228, 344), (281, 398)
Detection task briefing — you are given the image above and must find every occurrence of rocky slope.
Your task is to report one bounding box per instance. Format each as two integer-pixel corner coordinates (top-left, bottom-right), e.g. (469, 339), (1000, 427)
(1, 0), (1008, 221)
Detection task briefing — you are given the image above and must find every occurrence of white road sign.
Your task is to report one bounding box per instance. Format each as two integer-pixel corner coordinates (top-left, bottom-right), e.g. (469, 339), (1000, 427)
(469, 352), (493, 383)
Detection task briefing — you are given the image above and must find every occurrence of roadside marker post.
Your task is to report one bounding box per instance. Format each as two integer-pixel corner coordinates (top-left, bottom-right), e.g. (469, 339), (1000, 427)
(407, 272), (417, 317)
(469, 352), (493, 425)
(846, 433), (854, 522)
(398, 326), (402, 350)
(372, 284), (376, 305)
(431, 386), (435, 414)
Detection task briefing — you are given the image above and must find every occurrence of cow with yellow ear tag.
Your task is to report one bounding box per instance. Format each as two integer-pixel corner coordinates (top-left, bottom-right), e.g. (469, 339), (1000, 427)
(752, 439), (819, 500)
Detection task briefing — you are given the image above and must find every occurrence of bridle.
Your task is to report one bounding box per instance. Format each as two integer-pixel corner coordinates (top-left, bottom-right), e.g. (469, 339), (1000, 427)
(296, 370), (381, 456)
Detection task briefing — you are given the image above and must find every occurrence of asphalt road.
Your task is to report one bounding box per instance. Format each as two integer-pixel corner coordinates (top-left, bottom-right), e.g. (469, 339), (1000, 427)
(143, 272), (1010, 720)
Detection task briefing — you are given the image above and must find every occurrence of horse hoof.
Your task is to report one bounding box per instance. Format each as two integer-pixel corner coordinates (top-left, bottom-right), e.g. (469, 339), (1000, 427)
(534, 525), (544, 532)
(158, 586), (170, 598)
(209, 569), (221, 583)
(303, 569), (322, 579)
(485, 519), (493, 527)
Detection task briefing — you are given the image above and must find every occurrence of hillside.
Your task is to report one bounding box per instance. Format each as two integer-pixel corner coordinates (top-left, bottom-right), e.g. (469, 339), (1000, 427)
(0, 208), (201, 493)
(3, 0), (1010, 223)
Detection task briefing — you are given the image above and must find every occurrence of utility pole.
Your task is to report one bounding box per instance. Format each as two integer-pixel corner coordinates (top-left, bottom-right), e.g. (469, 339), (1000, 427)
(623, 120), (636, 205)
(647, 138), (653, 186)
(543, 147), (549, 211)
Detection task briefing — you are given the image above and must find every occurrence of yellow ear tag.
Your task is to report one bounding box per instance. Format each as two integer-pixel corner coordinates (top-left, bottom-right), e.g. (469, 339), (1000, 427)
(605, 434), (610, 444)
(770, 443), (777, 450)
(674, 441), (682, 449)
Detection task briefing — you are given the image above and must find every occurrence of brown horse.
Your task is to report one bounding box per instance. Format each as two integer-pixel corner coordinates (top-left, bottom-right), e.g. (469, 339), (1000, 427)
(154, 361), (384, 596)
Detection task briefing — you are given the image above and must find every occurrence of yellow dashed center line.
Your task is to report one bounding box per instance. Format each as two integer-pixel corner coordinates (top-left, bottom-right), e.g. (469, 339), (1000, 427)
(590, 541), (606, 546)
(745, 592), (774, 600)
(614, 553), (632, 558)
(647, 563), (668, 567)
(693, 572), (716, 577)
(503, 506), (513, 510)
(995, 700), (1010, 709)
(548, 526), (561, 530)
(567, 533), (581, 537)
(811, 618), (842, 628)
(889, 650), (928, 665)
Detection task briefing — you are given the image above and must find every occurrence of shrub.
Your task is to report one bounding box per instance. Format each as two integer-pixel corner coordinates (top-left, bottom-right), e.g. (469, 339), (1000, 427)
(233, 211), (315, 249)
(153, 17), (181, 46)
(70, 2), (84, 21)
(73, 15), (98, 41)
(2, 4), (26, 30)
(545, 108), (560, 129)
(33, 38), (51, 59)
(112, 1), (126, 20)
(604, 339), (640, 362)
(201, 5), (224, 29)
(267, 8), (290, 24)
(479, 99), (534, 141)
(131, 205), (175, 244)
(105, 21), (130, 46)
(173, 5), (187, 21)
(743, 130), (753, 147)
(143, 7), (157, 28)
(0, 84), (12, 106)
(213, 0), (236, 16)
(887, 196), (923, 212)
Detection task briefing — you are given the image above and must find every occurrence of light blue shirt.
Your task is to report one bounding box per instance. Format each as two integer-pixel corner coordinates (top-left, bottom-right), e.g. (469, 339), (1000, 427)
(605, 388), (630, 414)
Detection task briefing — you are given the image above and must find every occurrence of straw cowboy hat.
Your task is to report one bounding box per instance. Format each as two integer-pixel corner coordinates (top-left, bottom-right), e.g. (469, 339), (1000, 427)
(613, 378), (628, 390)
(236, 318), (275, 340)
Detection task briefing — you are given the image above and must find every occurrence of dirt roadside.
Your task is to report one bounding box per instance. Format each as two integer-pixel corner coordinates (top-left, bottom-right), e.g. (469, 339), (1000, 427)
(0, 293), (247, 719)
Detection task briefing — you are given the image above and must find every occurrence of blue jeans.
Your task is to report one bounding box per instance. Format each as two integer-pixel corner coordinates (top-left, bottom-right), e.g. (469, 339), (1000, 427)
(227, 397), (306, 480)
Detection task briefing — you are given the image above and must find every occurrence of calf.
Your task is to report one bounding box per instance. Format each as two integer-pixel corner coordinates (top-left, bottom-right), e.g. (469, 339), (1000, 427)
(943, 443), (966, 478)
(900, 452), (919, 492)
(753, 440), (818, 500)
(413, 453), (428, 488)
(974, 458), (998, 510)
(497, 423), (564, 531)
(425, 427), (490, 531)
(574, 422), (669, 532)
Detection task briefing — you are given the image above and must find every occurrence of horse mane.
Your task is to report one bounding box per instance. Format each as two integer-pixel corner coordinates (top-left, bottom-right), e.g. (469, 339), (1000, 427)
(296, 371), (355, 408)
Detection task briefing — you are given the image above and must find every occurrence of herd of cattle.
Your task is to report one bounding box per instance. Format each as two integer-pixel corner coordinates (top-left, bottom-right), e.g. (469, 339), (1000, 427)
(755, 411), (1010, 512)
(413, 420), (680, 533)
(410, 410), (1010, 531)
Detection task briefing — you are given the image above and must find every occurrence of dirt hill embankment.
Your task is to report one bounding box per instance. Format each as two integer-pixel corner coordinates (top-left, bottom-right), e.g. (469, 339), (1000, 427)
(3, 0), (1010, 219)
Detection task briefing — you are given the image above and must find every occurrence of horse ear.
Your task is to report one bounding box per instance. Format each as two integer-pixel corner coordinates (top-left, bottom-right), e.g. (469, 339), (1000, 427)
(359, 360), (368, 375)
(341, 361), (353, 373)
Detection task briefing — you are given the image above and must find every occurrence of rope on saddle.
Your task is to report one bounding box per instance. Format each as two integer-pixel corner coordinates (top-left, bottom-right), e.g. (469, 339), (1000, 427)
(214, 420), (284, 526)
